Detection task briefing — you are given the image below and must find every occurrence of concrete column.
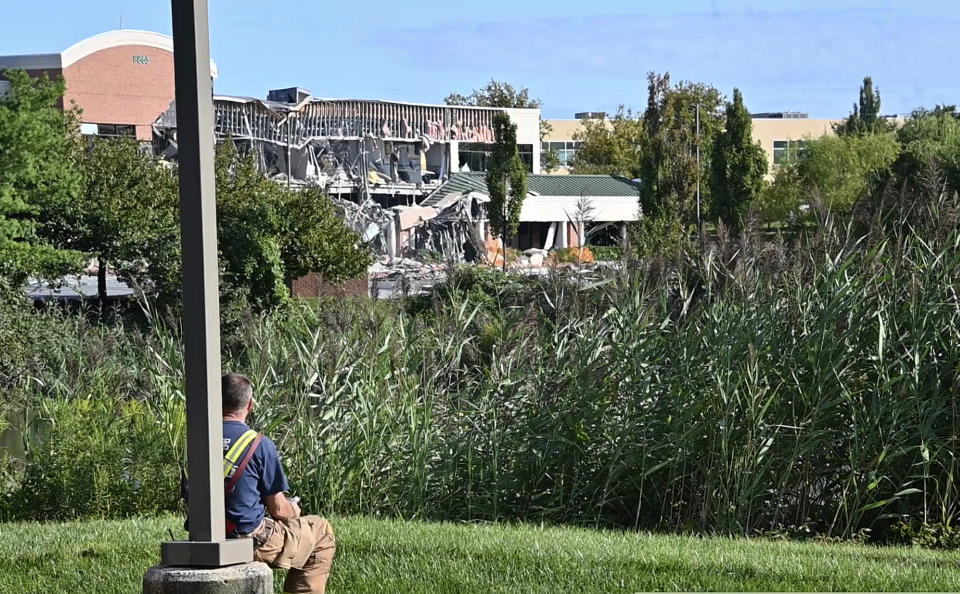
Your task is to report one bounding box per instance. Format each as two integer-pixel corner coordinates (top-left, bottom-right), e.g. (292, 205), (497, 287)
(385, 216), (397, 259)
(558, 221), (568, 249)
(543, 222), (557, 251)
(448, 141), (459, 173)
(568, 222), (581, 248)
(143, 563), (272, 594)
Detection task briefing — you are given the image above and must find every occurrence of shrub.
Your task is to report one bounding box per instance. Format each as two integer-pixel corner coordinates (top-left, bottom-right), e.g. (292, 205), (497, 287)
(550, 246), (594, 264)
(1, 397), (182, 520)
(588, 245), (623, 261)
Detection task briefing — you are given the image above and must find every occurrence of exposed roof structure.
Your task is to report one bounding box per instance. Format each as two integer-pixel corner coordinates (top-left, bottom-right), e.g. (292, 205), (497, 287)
(0, 30), (218, 77)
(422, 173), (642, 206)
(156, 95), (523, 147)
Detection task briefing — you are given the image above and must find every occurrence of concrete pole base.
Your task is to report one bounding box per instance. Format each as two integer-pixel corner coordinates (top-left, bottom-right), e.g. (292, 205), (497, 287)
(143, 562), (273, 594)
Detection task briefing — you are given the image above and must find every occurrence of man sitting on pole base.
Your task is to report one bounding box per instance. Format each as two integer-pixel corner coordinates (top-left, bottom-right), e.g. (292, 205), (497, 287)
(218, 373), (335, 593)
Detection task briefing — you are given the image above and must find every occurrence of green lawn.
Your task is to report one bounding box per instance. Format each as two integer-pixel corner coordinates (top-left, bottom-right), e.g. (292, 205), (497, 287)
(2, 515), (959, 593)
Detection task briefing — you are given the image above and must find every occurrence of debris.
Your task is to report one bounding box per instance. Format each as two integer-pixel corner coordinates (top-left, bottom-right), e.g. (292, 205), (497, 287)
(152, 94), (522, 265)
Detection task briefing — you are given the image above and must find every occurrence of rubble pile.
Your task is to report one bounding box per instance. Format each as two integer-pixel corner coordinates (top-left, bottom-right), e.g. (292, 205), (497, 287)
(368, 257), (448, 299)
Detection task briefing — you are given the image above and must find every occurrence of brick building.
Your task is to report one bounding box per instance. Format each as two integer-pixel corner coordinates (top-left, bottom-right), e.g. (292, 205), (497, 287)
(0, 30), (217, 141)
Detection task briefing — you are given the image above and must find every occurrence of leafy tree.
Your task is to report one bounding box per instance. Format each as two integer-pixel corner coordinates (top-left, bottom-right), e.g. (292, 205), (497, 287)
(40, 137), (180, 302)
(444, 79), (541, 109)
(835, 76), (890, 136)
(638, 72), (724, 224)
(445, 79), (558, 171)
(486, 113), (527, 271)
(69, 137), (371, 315)
(892, 108), (960, 194)
(215, 139), (372, 314)
(0, 69), (84, 284)
(758, 162), (804, 223)
(796, 132), (900, 213)
(709, 88), (768, 232)
(569, 108), (643, 178)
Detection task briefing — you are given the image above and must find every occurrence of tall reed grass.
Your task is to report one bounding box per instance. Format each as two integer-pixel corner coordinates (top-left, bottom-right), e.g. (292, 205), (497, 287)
(2, 211), (959, 541)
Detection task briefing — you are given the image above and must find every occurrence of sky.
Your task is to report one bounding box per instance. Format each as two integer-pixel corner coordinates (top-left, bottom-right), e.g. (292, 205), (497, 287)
(1, 1), (957, 119)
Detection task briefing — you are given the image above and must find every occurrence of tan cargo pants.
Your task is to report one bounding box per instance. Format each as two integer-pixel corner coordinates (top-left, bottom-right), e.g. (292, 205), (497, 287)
(251, 515), (336, 594)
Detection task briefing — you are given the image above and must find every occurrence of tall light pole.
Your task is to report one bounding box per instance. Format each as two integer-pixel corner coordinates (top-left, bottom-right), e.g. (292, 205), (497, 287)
(695, 103), (702, 239)
(160, 0), (252, 568)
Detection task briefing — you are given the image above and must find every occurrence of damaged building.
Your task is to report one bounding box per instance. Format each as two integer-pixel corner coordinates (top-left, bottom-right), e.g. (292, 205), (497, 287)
(421, 172), (642, 256)
(152, 87), (541, 261)
(153, 87), (541, 202)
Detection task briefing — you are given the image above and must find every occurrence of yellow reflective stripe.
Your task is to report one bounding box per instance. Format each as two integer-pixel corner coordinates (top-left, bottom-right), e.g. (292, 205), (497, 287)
(226, 430), (257, 463)
(222, 430), (257, 478)
(223, 432), (256, 478)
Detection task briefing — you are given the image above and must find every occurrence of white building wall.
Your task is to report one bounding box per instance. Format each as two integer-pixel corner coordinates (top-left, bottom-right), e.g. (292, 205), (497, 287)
(519, 196), (640, 223)
(504, 107), (542, 174)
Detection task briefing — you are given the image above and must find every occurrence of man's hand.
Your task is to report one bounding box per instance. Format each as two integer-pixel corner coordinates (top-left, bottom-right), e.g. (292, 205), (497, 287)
(264, 492), (301, 521)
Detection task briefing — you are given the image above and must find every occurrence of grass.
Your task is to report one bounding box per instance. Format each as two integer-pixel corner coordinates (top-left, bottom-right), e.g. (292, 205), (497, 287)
(2, 515), (960, 593)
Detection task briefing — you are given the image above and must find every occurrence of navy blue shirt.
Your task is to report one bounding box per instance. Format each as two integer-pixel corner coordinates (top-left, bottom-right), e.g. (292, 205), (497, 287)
(223, 420), (289, 534)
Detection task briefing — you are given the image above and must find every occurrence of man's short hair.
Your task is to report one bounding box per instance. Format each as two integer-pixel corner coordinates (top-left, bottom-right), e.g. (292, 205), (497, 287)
(222, 373), (253, 412)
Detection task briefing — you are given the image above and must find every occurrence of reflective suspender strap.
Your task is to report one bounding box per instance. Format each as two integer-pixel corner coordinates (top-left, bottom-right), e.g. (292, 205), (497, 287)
(225, 432), (263, 495)
(223, 429), (258, 479)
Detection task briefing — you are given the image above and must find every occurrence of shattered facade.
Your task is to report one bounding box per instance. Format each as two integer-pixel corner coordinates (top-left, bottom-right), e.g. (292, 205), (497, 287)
(153, 89), (541, 262)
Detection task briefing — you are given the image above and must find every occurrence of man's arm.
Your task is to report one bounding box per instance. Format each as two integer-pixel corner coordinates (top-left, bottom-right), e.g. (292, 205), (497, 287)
(257, 436), (297, 520)
(264, 492), (300, 521)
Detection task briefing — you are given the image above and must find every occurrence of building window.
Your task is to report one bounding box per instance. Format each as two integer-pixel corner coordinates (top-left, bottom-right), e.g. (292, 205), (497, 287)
(542, 141), (582, 167)
(773, 139), (808, 165)
(83, 123), (136, 139)
(518, 144), (533, 171)
(459, 143), (534, 172)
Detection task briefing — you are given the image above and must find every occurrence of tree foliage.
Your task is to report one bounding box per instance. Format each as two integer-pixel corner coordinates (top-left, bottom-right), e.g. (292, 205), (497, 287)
(214, 139), (372, 314)
(709, 88), (768, 231)
(797, 132), (901, 213)
(638, 72), (724, 224)
(486, 113), (527, 268)
(893, 108), (960, 194)
(0, 69), (84, 284)
(445, 79), (558, 171)
(835, 76), (890, 136)
(444, 79), (542, 109)
(762, 107), (960, 224)
(569, 108), (643, 178)
(52, 137), (370, 315)
(41, 137), (180, 301)
(759, 162), (805, 223)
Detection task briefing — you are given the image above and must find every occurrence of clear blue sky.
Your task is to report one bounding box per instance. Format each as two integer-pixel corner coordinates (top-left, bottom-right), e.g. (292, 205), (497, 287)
(1, 1), (957, 118)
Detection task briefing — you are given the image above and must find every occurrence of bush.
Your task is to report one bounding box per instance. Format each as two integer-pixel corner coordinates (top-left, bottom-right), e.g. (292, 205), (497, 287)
(1, 397), (182, 520)
(891, 522), (960, 550)
(588, 245), (623, 261)
(549, 246), (594, 264)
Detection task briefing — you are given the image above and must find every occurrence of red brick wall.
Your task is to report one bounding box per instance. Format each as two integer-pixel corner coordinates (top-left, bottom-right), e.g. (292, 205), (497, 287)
(291, 273), (369, 299)
(62, 45), (175, 141)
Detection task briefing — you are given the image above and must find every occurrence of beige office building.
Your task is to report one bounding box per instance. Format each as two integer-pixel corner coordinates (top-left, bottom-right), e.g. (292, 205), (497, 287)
(544, 112), (843, 175)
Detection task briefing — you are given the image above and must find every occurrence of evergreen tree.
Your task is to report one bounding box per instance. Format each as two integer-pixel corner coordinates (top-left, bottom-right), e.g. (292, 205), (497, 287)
(638, 72), (723, 224)
(486, 112), (527, 270)
(710, 88), (768, 232)
(836, 76), (888, 136)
